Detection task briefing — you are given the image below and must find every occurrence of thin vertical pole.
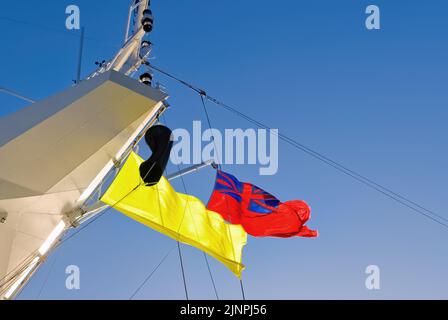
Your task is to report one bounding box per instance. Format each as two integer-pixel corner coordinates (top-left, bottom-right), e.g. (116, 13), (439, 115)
(76, 27), (85, 84)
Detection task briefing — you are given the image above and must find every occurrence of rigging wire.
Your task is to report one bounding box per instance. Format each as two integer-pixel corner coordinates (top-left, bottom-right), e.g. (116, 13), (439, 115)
(206, 101), (448, 230)
(129, 246), (176, 300)
(2, 114), (164, 297)
(175, 164), (218, 300)
(128, 156), (198, 301)
(1, 168), (147, 296)
(36, 250), (61, 300)
(197, 96), (246, 300)
(0, 252), (39, 291)
(0, 16), (120, 49)
(200, 94), (219, 165)
(159, 113), (191, 300)
(162, 113), (215, 300)
(2, 109), (161, 294)
(2, 126), (159, 294)
(125, 145), (204, 300)
(240, 280), (246, 301)
(177, 242), (189, 300)
(15, 164), (157, 298)
(128, 186), (190, 300)
(59, 162), (158, 247)
(204, 254), (219, 300)
(145, 62), (448, 231)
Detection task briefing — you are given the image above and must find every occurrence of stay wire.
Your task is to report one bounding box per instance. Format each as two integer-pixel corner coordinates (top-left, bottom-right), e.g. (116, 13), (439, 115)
(27, 162), (153, 296)
(36, 250), (61, 300)
(146, 62), (448, 231)
(161, 112), (221, 300)
(0, 16), (120, 49)
(198, 95), (246, 300)
(204, 254), (220, 300)
(0, 182), (141, 297)
(1, 118), (159, 296)
(129, 246), (176, 300)
(200, 94), (222, 170)
(160, 113), (192, 300)
(240, 279), (246, 300)
(208, 99), (448, 230)
(129, 148), (191, 300)
(177, 241), (189, 300)
(176, 161), (218, 300)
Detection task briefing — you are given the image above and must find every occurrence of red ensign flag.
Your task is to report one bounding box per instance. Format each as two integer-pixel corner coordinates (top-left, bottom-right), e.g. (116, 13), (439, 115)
(207, 171), (318, 238)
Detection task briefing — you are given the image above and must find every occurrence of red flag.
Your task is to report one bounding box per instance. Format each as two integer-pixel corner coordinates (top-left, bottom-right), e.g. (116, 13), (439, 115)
(207, 171), (318, 238)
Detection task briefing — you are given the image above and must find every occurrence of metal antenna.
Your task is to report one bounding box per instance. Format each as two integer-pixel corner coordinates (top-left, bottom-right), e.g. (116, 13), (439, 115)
(75, 27), (85, 84)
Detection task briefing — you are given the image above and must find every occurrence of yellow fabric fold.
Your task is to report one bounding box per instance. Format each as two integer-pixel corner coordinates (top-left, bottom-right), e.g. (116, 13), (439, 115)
(100, 152), (246, 278)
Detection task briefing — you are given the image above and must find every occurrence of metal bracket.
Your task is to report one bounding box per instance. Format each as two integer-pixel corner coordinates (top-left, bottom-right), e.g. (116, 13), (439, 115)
(65, 208), (85, 228)
(113, 158), (122, 169)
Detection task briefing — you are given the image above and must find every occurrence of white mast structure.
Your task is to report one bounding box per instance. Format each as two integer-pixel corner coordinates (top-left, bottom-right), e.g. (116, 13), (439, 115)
(0, 0), (165, 300)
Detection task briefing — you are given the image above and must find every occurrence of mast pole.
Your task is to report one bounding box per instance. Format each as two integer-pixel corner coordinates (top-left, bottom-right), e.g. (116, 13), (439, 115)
(75, 27), (85, 84)
(1, 0), (160, 301)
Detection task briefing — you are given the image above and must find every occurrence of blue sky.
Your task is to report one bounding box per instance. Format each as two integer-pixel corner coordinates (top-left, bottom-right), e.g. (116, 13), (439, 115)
(1, 0), (448, 299)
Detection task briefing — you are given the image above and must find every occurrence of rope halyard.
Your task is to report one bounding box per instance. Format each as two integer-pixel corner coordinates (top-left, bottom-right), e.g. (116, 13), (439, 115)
(144, 62), (448, 232)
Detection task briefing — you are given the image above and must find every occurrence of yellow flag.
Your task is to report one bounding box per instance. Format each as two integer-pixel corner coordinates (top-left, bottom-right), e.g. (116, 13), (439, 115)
(100, 152), (246, 278)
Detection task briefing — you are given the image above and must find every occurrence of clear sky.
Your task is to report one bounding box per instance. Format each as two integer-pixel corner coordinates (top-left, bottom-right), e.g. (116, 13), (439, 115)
(1, 0), (447, 299)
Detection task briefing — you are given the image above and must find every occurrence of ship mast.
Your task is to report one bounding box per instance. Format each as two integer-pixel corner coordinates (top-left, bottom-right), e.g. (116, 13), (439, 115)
(1, 0), (159, 300)
(88, 0), (154, 79)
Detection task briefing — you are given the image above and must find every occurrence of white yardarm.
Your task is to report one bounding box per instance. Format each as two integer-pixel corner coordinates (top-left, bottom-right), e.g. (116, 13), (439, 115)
(171, 121), (279, 176)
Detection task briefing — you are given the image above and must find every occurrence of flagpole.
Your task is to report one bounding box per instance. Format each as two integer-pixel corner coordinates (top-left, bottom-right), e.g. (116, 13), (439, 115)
(75, 27), (85, 84)
(166, 160), (216, 181)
